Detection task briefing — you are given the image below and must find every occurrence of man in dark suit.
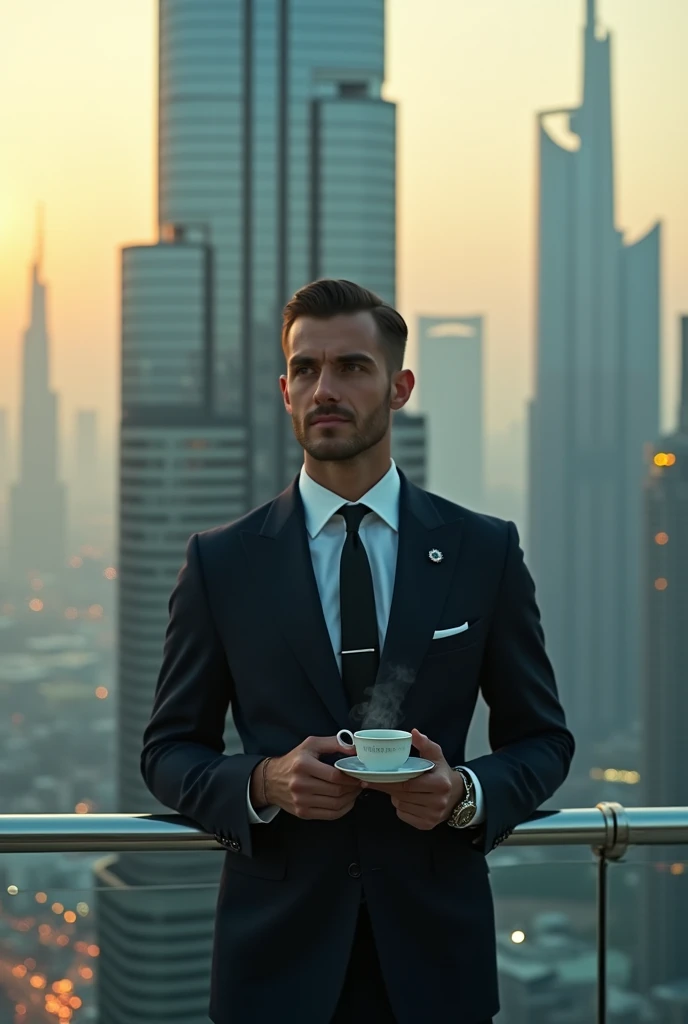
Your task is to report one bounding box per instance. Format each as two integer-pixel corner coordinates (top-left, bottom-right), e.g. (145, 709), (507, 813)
(141, 279), (574, 1024)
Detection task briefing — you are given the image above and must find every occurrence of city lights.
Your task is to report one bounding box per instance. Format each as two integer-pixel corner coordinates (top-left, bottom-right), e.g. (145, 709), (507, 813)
(654, 578), (668, 591)
(88, 604), (104, 619)
(51, 903), (64, 915)
(654, 452), (677, 467)
(590, 767), (641, 784)
(74, 802), (89, 814)
(95, 686), (109, 699)
(68, 556), (83, 568)
(104, 566), (117, 579)
(7, 885), (18, 895)
(76, 902), (89, 916)
(63, 910), (77, 923)
(655, 532), (669, 545)
(28, 598), (44, 612)
(511, 930), (526, 944)
(64, 606), (79, 619)
(35, 892), (47, 903)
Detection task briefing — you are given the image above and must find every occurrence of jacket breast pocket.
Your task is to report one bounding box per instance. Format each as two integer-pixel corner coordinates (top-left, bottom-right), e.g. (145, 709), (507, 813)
(427, 618), (485, 657)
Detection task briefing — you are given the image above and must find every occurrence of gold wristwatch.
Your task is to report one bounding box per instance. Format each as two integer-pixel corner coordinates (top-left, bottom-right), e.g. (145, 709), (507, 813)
(447, 768), (477, 829)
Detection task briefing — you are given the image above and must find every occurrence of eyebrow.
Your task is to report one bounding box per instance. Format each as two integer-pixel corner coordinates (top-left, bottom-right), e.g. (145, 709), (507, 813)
(289, 352), (377, 369)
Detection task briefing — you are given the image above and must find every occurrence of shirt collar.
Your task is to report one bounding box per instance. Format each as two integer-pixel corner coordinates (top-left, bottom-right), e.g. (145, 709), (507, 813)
(299, 460), (400, 539)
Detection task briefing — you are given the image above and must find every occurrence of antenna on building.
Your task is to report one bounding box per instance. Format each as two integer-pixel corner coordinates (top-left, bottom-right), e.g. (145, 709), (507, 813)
(586, 0), (596, 31)
(35, 202), (45, 274)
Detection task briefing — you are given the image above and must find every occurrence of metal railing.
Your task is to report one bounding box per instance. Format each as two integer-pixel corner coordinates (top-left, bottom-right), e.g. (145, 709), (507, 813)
(1, 803), (687, 1024)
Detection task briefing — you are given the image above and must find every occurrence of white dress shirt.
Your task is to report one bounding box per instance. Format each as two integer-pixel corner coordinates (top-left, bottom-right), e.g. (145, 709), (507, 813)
(247, 460), (484, 826)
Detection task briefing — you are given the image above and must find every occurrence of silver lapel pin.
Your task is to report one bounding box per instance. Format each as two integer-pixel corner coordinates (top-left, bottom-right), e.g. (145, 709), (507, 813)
(428, 548), (444, 564)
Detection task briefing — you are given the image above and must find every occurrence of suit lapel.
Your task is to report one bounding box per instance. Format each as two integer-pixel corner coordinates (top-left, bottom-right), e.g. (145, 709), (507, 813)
(379, 476), (464, 708)
(240, 480), (350, 728)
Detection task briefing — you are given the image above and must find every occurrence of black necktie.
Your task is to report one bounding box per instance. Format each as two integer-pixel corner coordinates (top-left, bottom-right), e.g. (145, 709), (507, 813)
(338, 504), (380, 709)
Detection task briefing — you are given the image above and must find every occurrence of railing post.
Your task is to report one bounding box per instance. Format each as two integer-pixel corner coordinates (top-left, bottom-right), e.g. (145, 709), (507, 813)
(593, 802), (629, 1024)
(596, 849), (608, 1024)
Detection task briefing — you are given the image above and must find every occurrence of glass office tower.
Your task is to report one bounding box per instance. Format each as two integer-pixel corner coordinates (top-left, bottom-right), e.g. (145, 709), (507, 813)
(159, 0), (396, 505)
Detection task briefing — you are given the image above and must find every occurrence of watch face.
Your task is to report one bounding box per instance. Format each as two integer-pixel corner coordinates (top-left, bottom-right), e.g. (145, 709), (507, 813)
(456, 804), (476, 827)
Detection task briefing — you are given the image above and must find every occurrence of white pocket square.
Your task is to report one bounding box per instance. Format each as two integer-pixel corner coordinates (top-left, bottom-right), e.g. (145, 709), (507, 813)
(433, 623), (469, 640)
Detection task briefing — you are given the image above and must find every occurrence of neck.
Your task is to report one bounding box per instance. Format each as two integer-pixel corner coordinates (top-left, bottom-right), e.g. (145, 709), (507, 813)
(303, 439), (392, 502)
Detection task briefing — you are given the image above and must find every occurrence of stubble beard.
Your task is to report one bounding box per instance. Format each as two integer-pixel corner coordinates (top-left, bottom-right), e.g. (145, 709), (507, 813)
(293, 393), (391, 463)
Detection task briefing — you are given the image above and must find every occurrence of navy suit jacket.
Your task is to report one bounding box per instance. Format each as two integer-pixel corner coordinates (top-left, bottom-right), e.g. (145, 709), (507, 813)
(141, 472), (574, 1024)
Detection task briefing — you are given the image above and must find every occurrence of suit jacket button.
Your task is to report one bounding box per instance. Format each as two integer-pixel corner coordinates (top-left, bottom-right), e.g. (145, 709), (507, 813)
(229, 839), (241, 852)
(348, 862), (361, 879)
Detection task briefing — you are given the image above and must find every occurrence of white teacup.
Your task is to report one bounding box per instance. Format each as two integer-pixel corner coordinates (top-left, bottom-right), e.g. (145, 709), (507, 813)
(336, 728), (412, 772)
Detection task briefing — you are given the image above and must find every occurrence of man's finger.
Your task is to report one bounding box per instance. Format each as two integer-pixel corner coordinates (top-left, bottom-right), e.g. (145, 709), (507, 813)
(392, 794), (440, 811)
(306, 758), (360, 787)
(396, 809), (435, 830)
(411, 727), (444, 764)
(302, 734), (355, 757)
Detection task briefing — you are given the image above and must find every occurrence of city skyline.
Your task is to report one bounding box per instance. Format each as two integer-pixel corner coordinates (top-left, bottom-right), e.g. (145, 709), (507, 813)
(529, 0), (660, 750)
(1, 0), (687, 453)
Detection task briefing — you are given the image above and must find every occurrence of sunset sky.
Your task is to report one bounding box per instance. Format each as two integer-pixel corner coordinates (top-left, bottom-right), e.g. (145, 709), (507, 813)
(1, 0), (687, 456)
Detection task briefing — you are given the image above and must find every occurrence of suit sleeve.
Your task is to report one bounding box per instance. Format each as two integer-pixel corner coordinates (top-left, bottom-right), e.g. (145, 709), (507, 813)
(140, 533), (264, 857)
(463, 521), (575, 853)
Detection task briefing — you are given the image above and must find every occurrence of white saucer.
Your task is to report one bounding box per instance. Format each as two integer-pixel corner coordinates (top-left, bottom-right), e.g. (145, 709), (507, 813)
(334, 756), (435, 784)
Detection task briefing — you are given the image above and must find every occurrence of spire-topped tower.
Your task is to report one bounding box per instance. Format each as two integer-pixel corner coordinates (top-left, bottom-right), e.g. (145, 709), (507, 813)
(680, 317), (688, 434)
(529, 0), (661, 752)
(9, 212), (66, 579)
(586, 0), (596, 31)
(34, 203), (44, 273)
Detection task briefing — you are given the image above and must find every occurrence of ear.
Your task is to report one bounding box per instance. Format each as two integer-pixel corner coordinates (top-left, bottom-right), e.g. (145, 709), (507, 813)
(390, 368), (415, 411)
(279, 375), (292, 414)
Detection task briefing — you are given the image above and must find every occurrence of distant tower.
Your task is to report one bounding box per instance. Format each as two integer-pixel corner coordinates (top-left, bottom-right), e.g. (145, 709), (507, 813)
(0, 408), (8, 491)
(641, 316), (688, 994)
(74, 411), (98, 494)
(391, 409), (427, 488)
(416, 315), (484, 509)
(528, 0), (660, 751)
(9, 210), (66, 579)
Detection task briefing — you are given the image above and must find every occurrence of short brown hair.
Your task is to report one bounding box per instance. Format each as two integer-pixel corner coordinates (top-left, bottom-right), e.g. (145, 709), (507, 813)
(281, 279), (408, 371)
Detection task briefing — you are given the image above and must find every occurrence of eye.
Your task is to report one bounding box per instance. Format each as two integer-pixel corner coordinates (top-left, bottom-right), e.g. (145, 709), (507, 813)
(341, 363), (362, 372)
(293, 366), (313, 376)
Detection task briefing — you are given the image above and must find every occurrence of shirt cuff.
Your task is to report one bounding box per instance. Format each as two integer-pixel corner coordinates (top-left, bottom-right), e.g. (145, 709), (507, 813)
(246, 777), (280, 824)
(455, 766), (485, 827)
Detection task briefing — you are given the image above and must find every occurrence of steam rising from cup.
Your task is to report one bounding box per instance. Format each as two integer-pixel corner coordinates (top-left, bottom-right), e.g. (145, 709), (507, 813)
(351, 663), (415, 729)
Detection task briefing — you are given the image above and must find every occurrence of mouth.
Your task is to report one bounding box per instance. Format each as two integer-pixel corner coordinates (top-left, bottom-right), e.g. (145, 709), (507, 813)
(309, 416), (351, 426)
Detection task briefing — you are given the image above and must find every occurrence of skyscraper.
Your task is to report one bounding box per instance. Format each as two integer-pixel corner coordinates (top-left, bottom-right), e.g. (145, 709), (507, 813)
(641, 316), (688, 995)
(416, 315), (484, 510)
(96, 4), (398, 1021)
(391, 410), (427, 488)
(9, 214), (66, 581)
(528, 0), (660, 750)
(73, 410), (98, 498)
(0, 408), (8, 491)
(157, 0), (395, 507)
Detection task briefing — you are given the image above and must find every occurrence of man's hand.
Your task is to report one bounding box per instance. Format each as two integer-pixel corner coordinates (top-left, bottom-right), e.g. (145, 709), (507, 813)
(252, 735), (360, 820)
(360, 728), (465, 830)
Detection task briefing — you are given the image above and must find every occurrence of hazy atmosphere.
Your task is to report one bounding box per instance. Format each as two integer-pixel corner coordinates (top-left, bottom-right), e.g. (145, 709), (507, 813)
(1, 0), (687, 452)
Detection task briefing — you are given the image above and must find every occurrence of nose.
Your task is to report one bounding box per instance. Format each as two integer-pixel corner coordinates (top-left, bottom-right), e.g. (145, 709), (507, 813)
(313, 367), (340, 405)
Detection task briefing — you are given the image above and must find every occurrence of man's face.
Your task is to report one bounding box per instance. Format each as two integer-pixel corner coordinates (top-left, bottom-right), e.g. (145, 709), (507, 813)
(280, 311), (412, 462)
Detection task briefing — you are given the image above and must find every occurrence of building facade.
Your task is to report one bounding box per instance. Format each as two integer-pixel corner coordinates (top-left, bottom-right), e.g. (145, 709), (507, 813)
(158, 0), (395, 507)
(9, 228), (66, 582)
(416, 315), (484, 510)
(641, 317), (688, 996)
(527, 0), (660, 751)
(391, 410), (427, 488)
